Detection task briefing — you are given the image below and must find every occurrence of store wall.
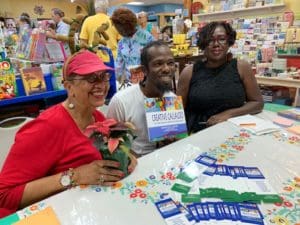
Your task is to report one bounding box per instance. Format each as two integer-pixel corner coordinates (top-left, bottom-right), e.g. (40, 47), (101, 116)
(108, 4), (183, 15)
(147, 4), (183, 13)
(0, 0), (81, 19)
(1, 0), (299, 20)
(107, 5), (146, 14)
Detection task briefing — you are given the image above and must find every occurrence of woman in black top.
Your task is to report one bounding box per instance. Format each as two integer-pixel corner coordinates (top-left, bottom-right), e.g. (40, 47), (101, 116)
(177, 21), (263, 133)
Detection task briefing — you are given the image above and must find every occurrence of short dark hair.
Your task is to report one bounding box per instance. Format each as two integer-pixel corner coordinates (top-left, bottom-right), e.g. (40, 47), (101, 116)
(140, 40), (169, 70)
(20, 12), (31, 25)
(52, 8), (65, 17)
(111, 8), (137, 37)
(197, 21), (236, 50)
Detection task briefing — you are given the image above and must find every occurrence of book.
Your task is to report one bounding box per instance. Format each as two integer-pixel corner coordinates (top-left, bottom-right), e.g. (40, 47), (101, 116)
(50, 63), (64, 90)
(13, 207), (61, 225)
(128, 65), (144, 84)
(272, 116), (294, 127)
(228, 114), (281, 135)
(287, 125), (300, 136)
(29, 33), (46, 62)
(20, 67), (46, 95)
(0, 58), (17, 99)
(277, 108), (300, 121)
(144, 95), (188, 142)
(45, 42), (65, 62)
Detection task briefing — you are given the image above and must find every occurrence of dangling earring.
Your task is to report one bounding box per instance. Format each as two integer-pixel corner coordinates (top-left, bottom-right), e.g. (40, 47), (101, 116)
(68, 93), (75, 109)
(68, 102), (75, 109)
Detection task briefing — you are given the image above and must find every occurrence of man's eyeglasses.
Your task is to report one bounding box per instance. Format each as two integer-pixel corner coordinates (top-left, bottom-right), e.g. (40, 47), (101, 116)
(68, 72), (111, 84)
(208, 35), (228, 46)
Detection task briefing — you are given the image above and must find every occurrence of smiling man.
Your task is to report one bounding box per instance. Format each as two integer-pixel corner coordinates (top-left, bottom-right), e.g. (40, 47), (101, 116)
(107, 41), (177, 157)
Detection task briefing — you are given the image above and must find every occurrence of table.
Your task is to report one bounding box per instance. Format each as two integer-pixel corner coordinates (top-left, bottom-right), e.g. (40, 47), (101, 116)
(1, 111), (300, 225)
(255, 75), (300, 107)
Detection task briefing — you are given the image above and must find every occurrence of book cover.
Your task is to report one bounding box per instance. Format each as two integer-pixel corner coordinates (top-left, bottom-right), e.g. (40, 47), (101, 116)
(277, 108), (300, 121)
(20, 67), (46, 95)
(144, 96), (188, 142)
(45, 42), (65, 62)
(50, 63), (64, 90)
(0, 58), (17, 99)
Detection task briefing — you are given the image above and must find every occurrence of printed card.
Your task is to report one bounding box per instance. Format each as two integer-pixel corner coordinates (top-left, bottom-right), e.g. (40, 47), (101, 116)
(203, 165), (217, 176)
(174, 202), (195, 222)
(181, 194), (201, 203)
(155, 198), (181, 219)
(195, 204), (208, 221)
(195, 154), (217, 166)
(237, 204), (264, 225)
(244, 167), (265, 179)
(177, 161), (207, 183)
(171, 183), (191, 194)
(187, 205), (200, 222)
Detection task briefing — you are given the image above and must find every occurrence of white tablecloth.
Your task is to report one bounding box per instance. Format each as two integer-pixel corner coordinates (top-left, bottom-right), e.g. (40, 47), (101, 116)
(6, 111), (300, 225)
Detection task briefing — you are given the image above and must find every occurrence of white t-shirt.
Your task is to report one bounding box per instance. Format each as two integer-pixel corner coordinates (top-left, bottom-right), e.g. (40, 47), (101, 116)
(107, 84), (155, 155)
(107, 84), (175, 155)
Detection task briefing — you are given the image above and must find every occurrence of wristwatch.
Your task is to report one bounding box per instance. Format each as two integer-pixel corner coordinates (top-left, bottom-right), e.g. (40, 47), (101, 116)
(60, 168), (75, 189)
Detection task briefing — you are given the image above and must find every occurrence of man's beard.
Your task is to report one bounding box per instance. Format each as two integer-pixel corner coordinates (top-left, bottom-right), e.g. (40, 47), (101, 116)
(157, 80), (173, 93)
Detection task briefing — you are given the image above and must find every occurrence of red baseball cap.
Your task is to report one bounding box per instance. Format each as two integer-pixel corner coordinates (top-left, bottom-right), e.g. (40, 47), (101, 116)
(63, 50), (113, 79)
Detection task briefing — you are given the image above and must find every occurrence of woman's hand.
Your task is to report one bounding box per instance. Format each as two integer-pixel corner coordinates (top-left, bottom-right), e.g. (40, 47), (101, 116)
(73, 160), (125, 186)
(207, 112), (232, 126)
(128, 153), (137, 174)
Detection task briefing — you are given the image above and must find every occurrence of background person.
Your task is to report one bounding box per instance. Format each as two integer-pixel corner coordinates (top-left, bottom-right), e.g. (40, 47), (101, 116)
(0, 50), (137, 218)
(17, 13), (32, 55)
(46, 8), (70, 55)
(107, 41), (177, 157)
(161, 25), (173, 42)
(80, 0), (121, 61)
(111, 8), (154, 83)
(137, 11), (152, 34)
(177, 21), (263, 133)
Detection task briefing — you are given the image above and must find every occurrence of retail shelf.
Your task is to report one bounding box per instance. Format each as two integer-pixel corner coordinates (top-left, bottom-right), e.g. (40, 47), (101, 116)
(255, 75), (300, 107)
(0, 90), (67, 107)
(193, 3), (286, 22)
(277, 54), (300, 58)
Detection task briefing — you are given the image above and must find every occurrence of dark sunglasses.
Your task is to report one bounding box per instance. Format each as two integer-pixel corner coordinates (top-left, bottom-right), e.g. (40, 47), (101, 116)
(68, 72), (111, 84)
(208, 35), (228, 46)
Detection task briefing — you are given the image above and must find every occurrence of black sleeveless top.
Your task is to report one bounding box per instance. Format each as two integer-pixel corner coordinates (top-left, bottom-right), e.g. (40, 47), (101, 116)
(186, 58), (246, 133)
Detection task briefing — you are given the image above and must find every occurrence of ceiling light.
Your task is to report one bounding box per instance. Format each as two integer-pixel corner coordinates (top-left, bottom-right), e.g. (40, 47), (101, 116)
(126, 2), (145, 5)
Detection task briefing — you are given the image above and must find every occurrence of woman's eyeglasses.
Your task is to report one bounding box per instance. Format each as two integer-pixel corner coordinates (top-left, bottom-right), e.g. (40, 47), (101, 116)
(68, 72), (111, 84)
(208, 35), (228, 46)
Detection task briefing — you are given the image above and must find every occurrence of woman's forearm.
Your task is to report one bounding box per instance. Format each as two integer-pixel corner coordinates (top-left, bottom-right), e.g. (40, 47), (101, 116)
(223, 101), (264, 118)
(20, 173), (63, 208)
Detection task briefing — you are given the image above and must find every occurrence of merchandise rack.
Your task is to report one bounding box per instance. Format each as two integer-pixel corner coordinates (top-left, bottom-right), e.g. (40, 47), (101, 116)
(192, 3), (286, 22)
(0, 90), (67, 107)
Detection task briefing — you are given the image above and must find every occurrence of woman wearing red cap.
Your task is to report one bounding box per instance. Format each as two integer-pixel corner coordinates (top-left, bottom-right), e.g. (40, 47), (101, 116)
(0, 50), (137, 218)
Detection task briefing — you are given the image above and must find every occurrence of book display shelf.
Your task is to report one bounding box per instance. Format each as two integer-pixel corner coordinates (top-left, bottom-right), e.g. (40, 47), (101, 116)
(0, 90), (67, 107)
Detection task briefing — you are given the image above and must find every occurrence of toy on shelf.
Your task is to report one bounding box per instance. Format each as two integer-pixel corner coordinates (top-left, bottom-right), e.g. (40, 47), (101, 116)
(171, 34), (192, 56)
(59, 14), (86, 54)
